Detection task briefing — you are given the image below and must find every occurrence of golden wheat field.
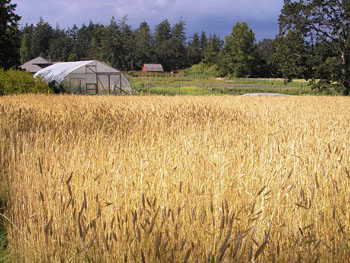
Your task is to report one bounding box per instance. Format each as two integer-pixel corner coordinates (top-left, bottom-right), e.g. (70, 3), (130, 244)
(0, 94), (350, 262)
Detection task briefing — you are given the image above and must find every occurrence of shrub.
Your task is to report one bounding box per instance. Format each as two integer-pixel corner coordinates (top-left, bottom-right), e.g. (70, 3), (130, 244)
(0, 69), (52, 95)
(183, 63), (223, 78)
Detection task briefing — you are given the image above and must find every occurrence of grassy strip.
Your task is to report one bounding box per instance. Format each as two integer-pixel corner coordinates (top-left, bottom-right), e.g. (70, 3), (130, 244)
(136, 86), (218, 95)
(134, 84), (326, 96)
(127, 75), (341, 95)
(127, 74), (311, 87)
(131, 77), (311, 87)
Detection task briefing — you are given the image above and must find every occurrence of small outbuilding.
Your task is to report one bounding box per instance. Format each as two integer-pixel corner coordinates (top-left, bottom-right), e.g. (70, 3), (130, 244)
(20, 56), (53, 73)
(142, 64), (164, 73)
(34, 60), (133, 95)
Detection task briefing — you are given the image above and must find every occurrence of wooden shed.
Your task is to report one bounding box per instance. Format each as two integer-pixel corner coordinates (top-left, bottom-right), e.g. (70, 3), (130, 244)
(142, 64), (164, 73)
(20, 57), (53, 73)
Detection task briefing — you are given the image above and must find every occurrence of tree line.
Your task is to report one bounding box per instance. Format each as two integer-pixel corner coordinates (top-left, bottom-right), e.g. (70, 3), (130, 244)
(16, 18), (287, 77)
(19, 17), (219, 72)
(1, 0), (350, 95)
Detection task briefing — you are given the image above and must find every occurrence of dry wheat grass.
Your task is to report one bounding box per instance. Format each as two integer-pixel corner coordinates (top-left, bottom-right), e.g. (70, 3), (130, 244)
(0, 95), (350, 262)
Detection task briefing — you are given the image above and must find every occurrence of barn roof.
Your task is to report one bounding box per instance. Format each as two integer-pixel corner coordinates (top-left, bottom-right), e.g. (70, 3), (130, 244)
(143, 64), (164, 72)
(34, 61), (94, 83)
(21, 56), (53, 73)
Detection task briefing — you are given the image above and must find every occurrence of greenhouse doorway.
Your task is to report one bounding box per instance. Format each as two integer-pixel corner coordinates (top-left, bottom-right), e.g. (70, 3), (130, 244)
(85, 65), (125, 95)
(85, 65), (97, 94)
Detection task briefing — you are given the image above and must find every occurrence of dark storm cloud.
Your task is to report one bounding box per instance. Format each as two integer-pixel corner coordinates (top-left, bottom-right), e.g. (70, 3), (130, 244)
(13, 0), (283, 40)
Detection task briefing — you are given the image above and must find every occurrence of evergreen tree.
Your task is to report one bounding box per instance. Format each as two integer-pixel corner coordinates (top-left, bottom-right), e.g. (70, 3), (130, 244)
(199, 31), (208, 58)
(169, 20), (187, 69)
(155, 19), (171, 43)
(48, 24), (72, 61)
(20, 23), (34, 60)
(88, 23), (105, 60)
(134, 21), (155, 69)
(67, 24), (78, 43)
(99, 17), (120, 67)
(66, 24), (78, 61)
(72, 22), (94, 60)
(203, 34), (223, 65)
(20, 33), (31, 64)
(0, 0), (21, 69)
(21, 23), (34, 39)
(118, 16), (136, 70)
(31, 17), (53, 58)
(172, 20), (186, 43)
(154, 19), (172, 70)
(187, 32), (202, 65)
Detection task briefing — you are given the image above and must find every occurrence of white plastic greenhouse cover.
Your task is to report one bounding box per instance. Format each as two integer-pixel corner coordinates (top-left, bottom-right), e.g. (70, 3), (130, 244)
(34, 60), (133, 95)
(34, 61), (94, 83)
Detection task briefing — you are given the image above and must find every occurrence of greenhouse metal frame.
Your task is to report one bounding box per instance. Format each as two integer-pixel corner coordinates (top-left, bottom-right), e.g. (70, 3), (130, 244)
(34, 60), (133, 95)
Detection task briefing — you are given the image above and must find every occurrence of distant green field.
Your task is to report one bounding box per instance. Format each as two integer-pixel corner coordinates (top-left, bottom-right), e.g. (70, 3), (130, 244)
(135, 85), (318, 96)
(127, 73), (331, 95)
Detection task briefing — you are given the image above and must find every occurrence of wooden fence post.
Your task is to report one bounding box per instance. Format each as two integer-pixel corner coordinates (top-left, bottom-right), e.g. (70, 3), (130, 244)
(147, 79), (150, 95)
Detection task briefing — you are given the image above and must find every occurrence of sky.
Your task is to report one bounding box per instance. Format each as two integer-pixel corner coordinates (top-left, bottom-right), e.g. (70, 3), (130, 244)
(13, 0), (284, 41)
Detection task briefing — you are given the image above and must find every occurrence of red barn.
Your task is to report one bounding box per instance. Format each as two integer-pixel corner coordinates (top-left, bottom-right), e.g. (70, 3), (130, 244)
(142, 64), (164, 73)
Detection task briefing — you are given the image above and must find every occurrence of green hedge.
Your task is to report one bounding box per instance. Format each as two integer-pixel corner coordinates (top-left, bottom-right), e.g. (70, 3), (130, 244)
(183, 63), (223, 78)
(0, 69), (52, 95)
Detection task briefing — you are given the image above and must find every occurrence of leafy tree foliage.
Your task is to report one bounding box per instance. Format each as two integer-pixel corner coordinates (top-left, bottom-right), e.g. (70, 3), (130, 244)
(279, 0), (350, 95)
(254, 39), (279, 77)
(0, 0), (21, 69)
(221, 22), (256, 77)
(0, 69), (51, 94)
(273, 30), (309, 81)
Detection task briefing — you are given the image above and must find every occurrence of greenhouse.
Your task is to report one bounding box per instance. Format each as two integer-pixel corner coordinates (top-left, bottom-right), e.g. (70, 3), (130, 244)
(34, 60), (133, 95)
